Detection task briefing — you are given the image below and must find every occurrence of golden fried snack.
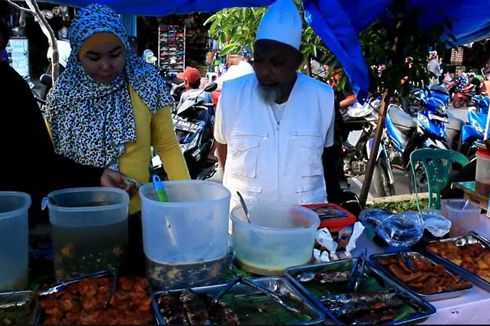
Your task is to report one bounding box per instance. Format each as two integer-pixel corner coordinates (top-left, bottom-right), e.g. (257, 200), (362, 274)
(40, 276), (153, 325)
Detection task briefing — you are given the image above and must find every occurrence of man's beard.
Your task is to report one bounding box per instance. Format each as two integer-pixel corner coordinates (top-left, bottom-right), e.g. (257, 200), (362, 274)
(257, 83), (282, 104)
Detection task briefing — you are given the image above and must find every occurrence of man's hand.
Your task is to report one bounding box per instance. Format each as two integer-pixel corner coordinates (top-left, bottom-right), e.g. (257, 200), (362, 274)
(100, 169), (132, 192)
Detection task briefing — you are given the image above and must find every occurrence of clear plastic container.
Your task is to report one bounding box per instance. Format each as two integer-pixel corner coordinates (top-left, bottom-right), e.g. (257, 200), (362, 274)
(46, 187), (129, 281)
(476, 149), (490, 189)
(139, 180), (230, 263)
(0, 192), (31, 291)
(440, 199), (481, 237)
(230, 201), (320, 275)
(139, 180), (231, 290)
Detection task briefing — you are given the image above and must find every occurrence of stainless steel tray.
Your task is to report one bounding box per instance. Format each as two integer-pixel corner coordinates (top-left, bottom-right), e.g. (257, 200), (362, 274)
(370, 251), (473, 301)
(152, 276), (325, 325)
(422, 231), (490, 292)
(284, 258), (436, 325)
(0, 290), (37, 325)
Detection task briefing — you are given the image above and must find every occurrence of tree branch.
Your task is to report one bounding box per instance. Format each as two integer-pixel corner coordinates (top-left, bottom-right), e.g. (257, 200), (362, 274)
(24, 0), (59, 83)
(5, 0), (34, 14)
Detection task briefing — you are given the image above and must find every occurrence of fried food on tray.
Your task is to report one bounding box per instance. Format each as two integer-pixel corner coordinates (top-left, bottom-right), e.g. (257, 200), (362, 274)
(377, 255), (472, 294)
(39, 276), (153, 325)
(426, 240), (490, 282)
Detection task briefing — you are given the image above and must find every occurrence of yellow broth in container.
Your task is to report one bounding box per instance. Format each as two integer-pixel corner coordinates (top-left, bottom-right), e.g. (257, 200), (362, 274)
(230, 201), (319, 275)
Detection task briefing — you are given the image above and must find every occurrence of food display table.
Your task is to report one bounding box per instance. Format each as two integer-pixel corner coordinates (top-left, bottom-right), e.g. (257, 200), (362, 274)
(353, 214), (490, 324)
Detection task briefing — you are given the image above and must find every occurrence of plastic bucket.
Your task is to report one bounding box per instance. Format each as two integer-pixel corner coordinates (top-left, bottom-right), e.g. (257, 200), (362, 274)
(0, 192), (31, 290)
(230, 201), (320, 275)
(139, 180), (231, 264)
(46, 187), (129, 280)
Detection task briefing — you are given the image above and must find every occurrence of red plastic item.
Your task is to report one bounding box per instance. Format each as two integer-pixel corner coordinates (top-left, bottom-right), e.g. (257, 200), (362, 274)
(302, 203), (357, 232)
(476, 148), (490, 159)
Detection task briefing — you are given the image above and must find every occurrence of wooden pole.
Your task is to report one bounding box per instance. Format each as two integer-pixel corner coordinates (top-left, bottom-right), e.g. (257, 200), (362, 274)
(306, 56), (312, 76)
(484, 106), (490, 141)
(359, 91), (388, 207)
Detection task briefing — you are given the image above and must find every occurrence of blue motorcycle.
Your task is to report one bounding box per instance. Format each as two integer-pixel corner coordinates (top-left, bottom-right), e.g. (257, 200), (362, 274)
(459, 95), (490, 157)
(384, 94), (452, 191)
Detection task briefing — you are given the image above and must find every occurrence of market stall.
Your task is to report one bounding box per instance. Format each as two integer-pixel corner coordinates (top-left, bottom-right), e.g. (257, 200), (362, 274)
(3, 0), (490, 324)
(2, 183), (490, 324)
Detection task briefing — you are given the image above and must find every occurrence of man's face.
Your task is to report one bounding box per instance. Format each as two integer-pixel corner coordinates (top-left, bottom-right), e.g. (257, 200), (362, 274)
(79, 39), (126, 84)
(253, 39), (300, 103)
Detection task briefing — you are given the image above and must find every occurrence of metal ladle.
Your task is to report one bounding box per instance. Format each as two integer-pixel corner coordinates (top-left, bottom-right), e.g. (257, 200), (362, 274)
(236, 191), (252, 224)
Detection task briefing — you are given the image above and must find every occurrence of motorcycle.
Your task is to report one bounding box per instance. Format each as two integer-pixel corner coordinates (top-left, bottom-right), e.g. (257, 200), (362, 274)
(459, 94), (490, 158)
(342, 97), (395, 197)
(384, 91), (452, 191)
(452, 83), (476, 108)
(172, 82), (218, 180)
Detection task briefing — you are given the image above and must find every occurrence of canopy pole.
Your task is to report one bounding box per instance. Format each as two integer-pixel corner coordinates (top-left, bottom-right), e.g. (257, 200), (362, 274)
(359, 91), (388, 207)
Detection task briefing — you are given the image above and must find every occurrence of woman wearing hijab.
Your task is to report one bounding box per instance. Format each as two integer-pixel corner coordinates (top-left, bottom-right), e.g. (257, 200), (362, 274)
(0, 8), (129, 228)
(42, 4), (190, 217)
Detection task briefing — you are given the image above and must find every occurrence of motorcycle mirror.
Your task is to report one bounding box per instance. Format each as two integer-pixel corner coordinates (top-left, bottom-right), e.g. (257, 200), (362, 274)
(40, 73), (52, 86)
(203, 82), (218, 92)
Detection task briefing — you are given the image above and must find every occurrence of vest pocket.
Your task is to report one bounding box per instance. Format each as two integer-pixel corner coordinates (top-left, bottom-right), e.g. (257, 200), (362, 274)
(293, 134), (324, 177)
(296, 178), (327, 204)
(228, 137), (261, 177)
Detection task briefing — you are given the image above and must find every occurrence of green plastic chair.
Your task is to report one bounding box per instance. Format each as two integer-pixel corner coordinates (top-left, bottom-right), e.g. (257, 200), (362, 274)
(409, 148), (469, 211)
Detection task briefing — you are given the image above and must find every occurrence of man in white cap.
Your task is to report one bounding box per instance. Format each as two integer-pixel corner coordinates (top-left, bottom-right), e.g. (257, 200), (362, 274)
(214, 0), (335, 207)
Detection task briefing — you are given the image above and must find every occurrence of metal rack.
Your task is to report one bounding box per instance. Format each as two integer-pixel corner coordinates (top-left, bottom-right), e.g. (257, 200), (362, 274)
(157, 24), (185, 74)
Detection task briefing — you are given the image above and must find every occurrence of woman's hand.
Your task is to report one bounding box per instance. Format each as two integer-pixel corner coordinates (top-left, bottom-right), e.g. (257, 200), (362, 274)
(100, 169), (132, 192)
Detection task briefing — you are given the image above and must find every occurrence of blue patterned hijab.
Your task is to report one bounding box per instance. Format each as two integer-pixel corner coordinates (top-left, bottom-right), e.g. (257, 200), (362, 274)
(42, 4), (173, 169)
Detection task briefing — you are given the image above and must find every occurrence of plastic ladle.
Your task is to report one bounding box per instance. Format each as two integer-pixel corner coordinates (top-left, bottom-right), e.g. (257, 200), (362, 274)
(236, 191), (252, 224)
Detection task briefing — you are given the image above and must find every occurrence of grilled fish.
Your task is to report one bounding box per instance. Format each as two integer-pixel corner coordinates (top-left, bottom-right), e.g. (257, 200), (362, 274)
(158, 294), (189, 325)
(180, 290), (211, 325)
(296, 270), (351, 283)
(320, 289), (403, 316)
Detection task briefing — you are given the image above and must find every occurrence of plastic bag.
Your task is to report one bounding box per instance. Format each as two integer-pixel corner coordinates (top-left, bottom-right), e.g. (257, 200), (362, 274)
(376, 210), (424, 248)
(419, 209), (452, 237)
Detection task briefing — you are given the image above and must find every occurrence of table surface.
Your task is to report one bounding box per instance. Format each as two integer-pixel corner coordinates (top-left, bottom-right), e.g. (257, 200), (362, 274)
(452, 181), (490, 210)
(353, 214), (490, 324)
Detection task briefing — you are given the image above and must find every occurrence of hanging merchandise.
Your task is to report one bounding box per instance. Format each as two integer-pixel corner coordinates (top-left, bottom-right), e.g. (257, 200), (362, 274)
(158, 24), (185, 73)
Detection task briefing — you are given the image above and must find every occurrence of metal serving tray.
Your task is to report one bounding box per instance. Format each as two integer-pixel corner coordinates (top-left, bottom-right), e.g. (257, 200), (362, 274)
(0, 290), (38, 325)
(370, 251), (473, 301)
(152, 276), (325, 325)
(423, 231), (490, 292)
(284, 258), (436, 325)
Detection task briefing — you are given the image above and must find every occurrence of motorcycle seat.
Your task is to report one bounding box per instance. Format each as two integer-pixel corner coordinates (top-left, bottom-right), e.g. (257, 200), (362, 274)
(388, 105), (416, 133)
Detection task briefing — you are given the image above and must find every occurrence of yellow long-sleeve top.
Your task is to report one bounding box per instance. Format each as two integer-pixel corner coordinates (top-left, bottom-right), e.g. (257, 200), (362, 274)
(122, 87), (190, 214)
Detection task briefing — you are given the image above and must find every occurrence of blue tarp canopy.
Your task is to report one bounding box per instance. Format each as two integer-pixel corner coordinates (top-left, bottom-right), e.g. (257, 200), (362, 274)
(46, 0), (490, 98)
